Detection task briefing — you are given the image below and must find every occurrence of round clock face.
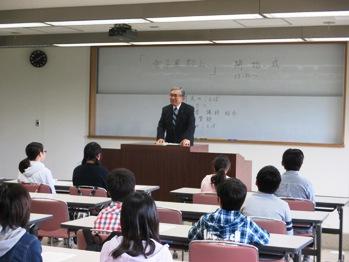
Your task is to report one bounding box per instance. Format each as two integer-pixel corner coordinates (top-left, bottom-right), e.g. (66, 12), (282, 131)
(30, 50), (47, 67)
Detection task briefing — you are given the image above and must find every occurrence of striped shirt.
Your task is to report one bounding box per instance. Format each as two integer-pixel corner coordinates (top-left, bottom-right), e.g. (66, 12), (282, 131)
(94, 201), (122, 232)
(188, 209), (270, 245)
(242, 192), (294, 235)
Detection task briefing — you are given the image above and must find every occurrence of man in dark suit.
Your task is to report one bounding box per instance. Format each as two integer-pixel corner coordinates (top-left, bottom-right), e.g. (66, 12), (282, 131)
(156, 87), (195, 147)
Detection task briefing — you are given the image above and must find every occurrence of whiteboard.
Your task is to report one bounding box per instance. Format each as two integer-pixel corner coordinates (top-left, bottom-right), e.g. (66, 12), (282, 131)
(94, 44), (346, 144)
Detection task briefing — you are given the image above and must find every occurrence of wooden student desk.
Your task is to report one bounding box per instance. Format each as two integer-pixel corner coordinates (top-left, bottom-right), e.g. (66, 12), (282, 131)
(61, 216), (312, 262)
(42, 246), (99, 262)
(170, 187), (349, 262)
(29, 192), (111, 209)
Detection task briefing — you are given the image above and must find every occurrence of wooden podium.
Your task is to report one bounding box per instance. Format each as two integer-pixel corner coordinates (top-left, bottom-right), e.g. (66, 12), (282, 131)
(101, 143), (252, 201)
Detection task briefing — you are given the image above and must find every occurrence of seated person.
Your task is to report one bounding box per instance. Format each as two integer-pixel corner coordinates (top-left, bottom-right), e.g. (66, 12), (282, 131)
(94, 168), (135, 232)
(0, 184), (42, 262)
(188, 178), (270, 245)
(242, 165), (293, 235)
(275, 148), (315, 202)
(18, 142), (56, 193)
(100, 192), (172, 262)
(73, 142), (109, 190)
(200, 155), (231, 193)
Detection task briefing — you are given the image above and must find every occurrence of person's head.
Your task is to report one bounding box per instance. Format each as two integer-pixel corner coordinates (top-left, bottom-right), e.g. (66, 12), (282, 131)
(256, 165), (281, 194)
(211, 155), (231, 188)
(111, 192), (159, 259)
(282, 148), (304, 171)
(82, 142), (102, 165)
(107, 168), (136, 202)
(18, 142), (46, 173)
(217, 178), (247, 211)
(169, 86), (185, 107)
(0, 183), (31, 229)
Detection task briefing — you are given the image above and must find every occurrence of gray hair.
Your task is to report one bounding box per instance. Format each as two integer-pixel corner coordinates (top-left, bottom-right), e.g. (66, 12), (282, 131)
(170, 86), (185, 97)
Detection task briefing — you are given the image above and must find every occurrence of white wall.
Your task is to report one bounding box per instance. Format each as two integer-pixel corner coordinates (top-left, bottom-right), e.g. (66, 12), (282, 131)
(0, 47), (89, 180)
(1, 45), (348, 197)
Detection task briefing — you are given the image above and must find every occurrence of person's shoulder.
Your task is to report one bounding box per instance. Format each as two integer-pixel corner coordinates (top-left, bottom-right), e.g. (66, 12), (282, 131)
(162, 104), (172, 111)
(182, 102), (194, 110)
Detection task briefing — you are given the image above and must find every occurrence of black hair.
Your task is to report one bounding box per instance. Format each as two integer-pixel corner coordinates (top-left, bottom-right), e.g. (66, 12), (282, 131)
(0, 183), (31, 228)
(107, 168), (136, 202)
(282, 148), (304, 171)
(256, 165), (281, 194)
(18, 142), (44, 173)
(111, 192), (160, 259)
(82, 142), (102, 165)
(211, 155), (231, 188)
(217, 178), (247, 211)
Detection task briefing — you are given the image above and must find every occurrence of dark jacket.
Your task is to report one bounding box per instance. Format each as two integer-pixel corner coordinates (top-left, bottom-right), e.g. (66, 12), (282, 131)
(157, 102), (195, 145)
(0, 232), (42, 262)
(72, 163), (108, 189)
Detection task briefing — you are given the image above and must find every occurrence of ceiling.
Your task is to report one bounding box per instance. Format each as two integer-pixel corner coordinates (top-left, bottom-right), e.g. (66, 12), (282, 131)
(0, 0), (349, 46)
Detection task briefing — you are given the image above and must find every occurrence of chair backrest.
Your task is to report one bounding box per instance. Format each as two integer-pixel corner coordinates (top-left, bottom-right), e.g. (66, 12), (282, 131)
(69, 186), (108, 197)
(157, 208), (183, 224)
(282, 198), (315, 211)
(20, 182), (52, 193)
(193, 193), (219, 205)
(252, 217), (287, 234)
(189, 240), (258, 262)
(30, 198), (69, 231)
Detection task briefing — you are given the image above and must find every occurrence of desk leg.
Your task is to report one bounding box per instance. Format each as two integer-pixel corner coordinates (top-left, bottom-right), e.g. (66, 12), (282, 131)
(294, 252), (302, 262)
(316, 223), (322, 262)
(338, 206), (344, 262)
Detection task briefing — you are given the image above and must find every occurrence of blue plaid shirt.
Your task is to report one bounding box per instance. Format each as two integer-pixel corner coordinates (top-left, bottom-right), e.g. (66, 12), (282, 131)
(188, 209), (270, 245)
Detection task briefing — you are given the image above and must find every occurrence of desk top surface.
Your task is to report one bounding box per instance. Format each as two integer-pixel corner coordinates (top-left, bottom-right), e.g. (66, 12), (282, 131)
(61, 216), (312, 252)
(30, 192), (111, 207)
(42, 246), (99, 262)
(171, 187), (349, 206)
(156, 201), (329, 223)
(29, 213), (53, 224)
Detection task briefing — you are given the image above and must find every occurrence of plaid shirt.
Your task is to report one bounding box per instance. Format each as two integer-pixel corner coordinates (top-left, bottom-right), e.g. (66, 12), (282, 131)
(94, 201), (122, 232)
(188, 209), (270, 245)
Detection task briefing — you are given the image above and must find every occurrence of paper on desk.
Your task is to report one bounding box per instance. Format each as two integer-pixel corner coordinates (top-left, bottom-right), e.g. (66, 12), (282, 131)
(42, 252), (76, 262)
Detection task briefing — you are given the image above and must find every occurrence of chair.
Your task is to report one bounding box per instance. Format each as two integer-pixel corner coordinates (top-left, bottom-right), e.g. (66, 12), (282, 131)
(252, 217), (287, 262)
(282, 198), (315, 211)
(30, 198), (73, 247)
(157, 207), (183, 259)
(20, 182), (52, 193)
(252, 217), (287, 234)
(189, 240), (258, 262)
(157, 207), (183, 224)
(192, 193), (219, 205)
(69, 186), (108, 197)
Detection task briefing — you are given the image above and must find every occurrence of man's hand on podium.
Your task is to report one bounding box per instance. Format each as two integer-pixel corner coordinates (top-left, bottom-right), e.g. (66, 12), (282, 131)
(180, 139), (191, 147)
(155, 139), (165, 145)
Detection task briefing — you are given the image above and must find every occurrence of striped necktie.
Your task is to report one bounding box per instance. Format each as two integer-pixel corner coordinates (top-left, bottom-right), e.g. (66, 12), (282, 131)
(172, 107), (178, 126)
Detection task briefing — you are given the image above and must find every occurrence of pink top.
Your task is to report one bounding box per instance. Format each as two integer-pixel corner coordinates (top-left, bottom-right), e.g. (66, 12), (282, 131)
(200, 174), (216, 193)
(200, 174), (230, 193)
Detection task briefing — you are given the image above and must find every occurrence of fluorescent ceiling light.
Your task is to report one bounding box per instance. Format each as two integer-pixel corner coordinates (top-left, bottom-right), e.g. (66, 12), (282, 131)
(130, 41), (213, 45)
(305, 37), (349, 42)
(213, 38), (304, 44)
(147, 14), (262, 22)
(47, 19), (148, 26)
(54, 43), (131, 47)
(0, 23), (49, 28)
(264, 11), (349, 18)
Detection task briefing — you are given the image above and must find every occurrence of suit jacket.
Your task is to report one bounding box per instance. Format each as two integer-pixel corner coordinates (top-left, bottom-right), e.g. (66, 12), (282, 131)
(157, 102), (195, 145)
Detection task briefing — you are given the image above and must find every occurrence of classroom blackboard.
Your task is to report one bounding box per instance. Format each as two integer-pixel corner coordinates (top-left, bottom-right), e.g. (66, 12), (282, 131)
(92, 43), (346, 145)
